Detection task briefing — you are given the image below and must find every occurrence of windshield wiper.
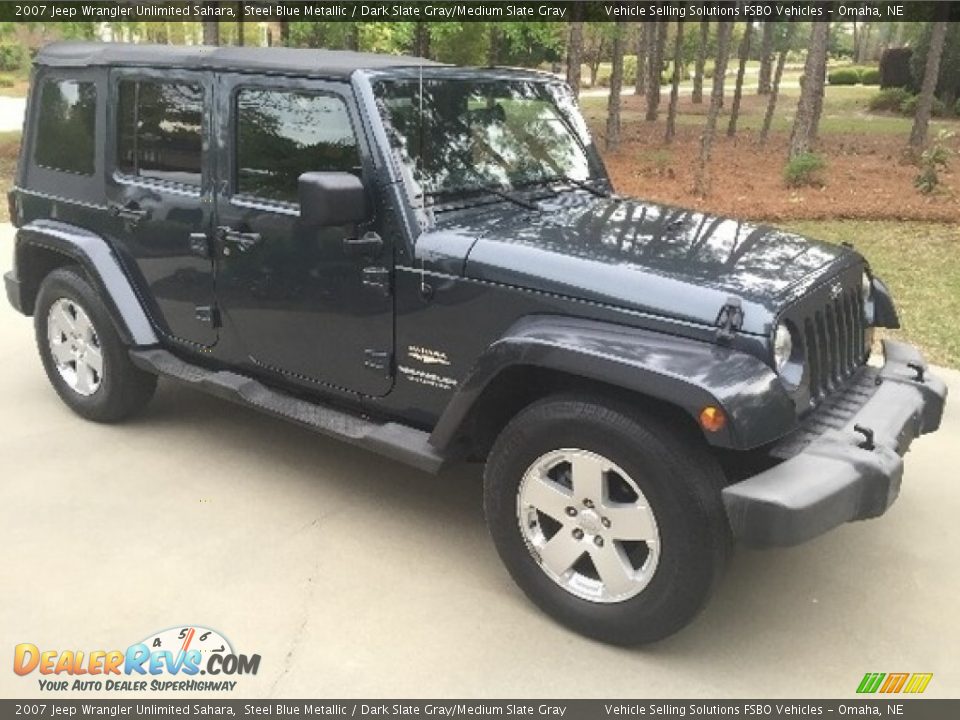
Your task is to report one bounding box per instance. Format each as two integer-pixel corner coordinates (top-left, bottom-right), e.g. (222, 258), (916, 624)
(543, 175), (610, 198)
(426, 184), (539, 211)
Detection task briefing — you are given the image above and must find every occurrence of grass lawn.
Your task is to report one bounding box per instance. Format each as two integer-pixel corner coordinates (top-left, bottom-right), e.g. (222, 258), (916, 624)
(785, 221), (960, 368)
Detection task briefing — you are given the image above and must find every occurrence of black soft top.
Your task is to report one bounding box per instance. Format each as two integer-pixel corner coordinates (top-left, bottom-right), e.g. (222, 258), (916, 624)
(35, 42), (444, 78)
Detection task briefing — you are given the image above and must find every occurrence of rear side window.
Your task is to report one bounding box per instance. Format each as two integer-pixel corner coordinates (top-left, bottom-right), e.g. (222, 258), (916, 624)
(116, 80), (203, 186)
(235, 89), (360, 205)
(34, 79), (96, 175)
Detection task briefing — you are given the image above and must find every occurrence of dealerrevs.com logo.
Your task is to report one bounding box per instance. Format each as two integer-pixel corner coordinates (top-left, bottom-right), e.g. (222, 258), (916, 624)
(13, 626), (260, 692)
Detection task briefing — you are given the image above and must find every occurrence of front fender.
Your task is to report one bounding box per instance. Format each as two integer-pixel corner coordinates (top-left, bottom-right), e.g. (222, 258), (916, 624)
(430, 315), (798, 451)
(12, 219), (158, 346)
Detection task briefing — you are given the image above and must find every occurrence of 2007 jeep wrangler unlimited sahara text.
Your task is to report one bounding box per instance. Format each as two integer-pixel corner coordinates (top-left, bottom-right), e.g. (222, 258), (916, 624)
(5, 43), (947, 645)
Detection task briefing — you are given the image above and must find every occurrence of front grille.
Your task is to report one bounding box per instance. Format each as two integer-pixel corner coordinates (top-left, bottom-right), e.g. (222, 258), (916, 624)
(801, 286), (867, 402)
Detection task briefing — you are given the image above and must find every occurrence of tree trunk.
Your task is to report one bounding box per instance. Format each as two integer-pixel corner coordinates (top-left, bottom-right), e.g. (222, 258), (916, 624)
(566, 21), (583, 96)
(645, 22), (667, 121)
(590, 34), (605, 88)
(201, 2), (219, 45)
(412, 22), (431, 59)
(757, 21), (775, 94)
(279, 20), (290, 46)
(635, 23), (650, 96)
(789, 20), (830, 159)
(909, 18), (948, 151)
(237, 2), (244, 46)
(665, 21), (684, 143)
(759, 26), (794, 145)
(606, 23), (626, 151)
(693, 21), (734, 197)
(347, 25), (360, 51)
(692, 21), (709, 104)
(488, 26), (502, 66)
(727, 20), (753, 137)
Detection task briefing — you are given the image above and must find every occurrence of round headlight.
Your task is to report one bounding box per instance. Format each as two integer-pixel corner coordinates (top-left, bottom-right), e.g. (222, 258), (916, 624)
(861, 271), (872, 303)
(774, 322), (794, 372)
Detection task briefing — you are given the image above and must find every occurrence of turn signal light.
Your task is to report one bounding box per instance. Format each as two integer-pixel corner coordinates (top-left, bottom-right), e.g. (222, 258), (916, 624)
(699, 406), (726, 433)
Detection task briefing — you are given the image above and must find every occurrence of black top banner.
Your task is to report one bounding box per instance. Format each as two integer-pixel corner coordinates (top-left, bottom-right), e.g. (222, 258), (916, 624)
(2, 699), (960, 720)
(2, 0), (958, 24)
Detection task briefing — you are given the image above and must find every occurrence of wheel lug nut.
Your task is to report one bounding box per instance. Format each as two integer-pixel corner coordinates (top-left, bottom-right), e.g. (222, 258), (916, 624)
(583, 499), (594, 508)
(594, 536), (604, 547)
(565, 506), (577, 517)
(572, 528), (584, 540)
(601, 517), (611, 528)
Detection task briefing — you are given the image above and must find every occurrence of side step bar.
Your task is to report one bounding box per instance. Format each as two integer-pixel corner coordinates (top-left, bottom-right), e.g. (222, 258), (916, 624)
(129, 349), (446, 474)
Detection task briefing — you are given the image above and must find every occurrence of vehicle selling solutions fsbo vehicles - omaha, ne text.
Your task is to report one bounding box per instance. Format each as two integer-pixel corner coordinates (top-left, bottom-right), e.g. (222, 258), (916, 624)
(5, 43), (946, 644)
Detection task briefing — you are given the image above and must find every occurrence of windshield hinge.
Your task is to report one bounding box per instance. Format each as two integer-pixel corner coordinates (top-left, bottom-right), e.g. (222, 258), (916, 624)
(715, 297), (744, 343)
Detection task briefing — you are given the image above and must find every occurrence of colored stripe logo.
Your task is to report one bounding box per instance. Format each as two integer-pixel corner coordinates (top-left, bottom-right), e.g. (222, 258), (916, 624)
(857, 672), (933, 694)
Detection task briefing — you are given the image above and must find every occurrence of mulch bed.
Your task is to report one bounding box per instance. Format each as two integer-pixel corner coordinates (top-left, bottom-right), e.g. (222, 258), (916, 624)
(593, 96), (960, 223)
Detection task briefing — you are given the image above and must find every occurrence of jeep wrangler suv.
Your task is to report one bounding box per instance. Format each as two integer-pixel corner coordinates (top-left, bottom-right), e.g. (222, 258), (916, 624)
(5, 43), (946, 645)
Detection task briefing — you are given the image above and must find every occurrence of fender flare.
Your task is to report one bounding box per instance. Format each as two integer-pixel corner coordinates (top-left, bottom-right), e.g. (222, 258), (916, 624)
(429, 315), (798, 452)
(12, 219), (158, 346)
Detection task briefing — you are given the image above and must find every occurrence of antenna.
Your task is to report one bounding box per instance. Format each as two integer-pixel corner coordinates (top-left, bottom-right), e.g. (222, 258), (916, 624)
(417, 57), (428, 295)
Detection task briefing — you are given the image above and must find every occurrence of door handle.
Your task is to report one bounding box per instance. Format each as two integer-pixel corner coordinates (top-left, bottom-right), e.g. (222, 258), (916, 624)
(217, 227), (262, 254)
(343, 232), (383, 258)
(109, 202), (150, 224)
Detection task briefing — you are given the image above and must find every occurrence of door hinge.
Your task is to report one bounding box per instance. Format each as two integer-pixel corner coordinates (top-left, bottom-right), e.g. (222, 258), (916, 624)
(364, 349), (392, 373)
(195, 305), (221, 328)
(361, 266), (392, 296)
(715, 297), (743, 343)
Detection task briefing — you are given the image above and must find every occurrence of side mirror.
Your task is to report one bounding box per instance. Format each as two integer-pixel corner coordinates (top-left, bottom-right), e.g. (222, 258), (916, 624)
(298, 171), (368, 227)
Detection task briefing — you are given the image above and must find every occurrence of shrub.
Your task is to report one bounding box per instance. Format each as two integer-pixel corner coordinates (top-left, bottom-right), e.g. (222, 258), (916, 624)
(869, 87), (913, 112)
(860, 68), (881, 85)
(880, 47), (914, 90)
(956, 97), (960, 116)
(0, 43), (27, 72)
(900, 94), (947, 117)
(784, 153), (826, 188)
(828, 68), (861, 86)
(914, 130), (954, 194)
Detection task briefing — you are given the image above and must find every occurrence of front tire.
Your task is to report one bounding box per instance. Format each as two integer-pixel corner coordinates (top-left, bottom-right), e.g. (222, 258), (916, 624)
(34, 267), (157, 423)
(484, 395), (731, 645)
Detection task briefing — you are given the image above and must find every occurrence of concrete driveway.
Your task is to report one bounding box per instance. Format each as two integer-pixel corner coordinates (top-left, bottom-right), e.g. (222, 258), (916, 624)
(0, 236), (958, 698)
(0, 97), (26, 133)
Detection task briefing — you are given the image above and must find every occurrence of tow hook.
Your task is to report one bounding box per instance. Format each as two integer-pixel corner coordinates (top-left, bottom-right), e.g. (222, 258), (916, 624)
(907, 362), (926, 383)
(853, 424), (876, 451)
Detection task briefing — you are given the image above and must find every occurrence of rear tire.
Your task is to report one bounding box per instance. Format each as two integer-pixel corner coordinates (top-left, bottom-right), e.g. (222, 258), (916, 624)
(34, 267), (157, 423)
(483, 395), (730, 645)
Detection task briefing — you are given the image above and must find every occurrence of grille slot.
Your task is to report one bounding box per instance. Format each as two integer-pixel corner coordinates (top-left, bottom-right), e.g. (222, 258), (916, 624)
(801, 288), (866, 403)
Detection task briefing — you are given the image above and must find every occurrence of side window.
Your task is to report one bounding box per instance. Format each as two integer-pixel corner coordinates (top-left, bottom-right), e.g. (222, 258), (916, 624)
(116, 79), (203, 186)
(236, 89), (360, 205)
(34, 79), (96, 175)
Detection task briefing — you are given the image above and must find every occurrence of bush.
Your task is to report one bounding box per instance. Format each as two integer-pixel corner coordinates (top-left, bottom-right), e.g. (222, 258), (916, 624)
(915, 130), (954, 194)
(784, 153), (826, 188)
(900, 94), (947, 117)
(956, 97), (960, 116)
(860, 68), (881, 85)
(869, 87), (913, 112)
(0, 43), (27, 72)
(879, 47), (914, 90)
(828, 68), (861, 86)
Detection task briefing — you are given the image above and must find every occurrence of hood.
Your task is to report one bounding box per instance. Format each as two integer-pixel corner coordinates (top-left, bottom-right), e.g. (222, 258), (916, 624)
(416, 195), (858, 335)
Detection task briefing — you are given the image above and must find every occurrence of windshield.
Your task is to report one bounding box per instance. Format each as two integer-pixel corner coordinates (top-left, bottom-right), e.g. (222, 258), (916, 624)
(373, 77), (600, 203)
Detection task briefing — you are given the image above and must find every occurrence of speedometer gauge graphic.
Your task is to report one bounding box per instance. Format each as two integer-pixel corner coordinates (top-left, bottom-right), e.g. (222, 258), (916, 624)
(139, 626), (233, 658)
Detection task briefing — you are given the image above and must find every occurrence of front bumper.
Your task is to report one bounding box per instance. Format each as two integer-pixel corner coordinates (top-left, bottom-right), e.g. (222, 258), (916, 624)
(5, 270), (24, 314)
(723, 340), (947, 547)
